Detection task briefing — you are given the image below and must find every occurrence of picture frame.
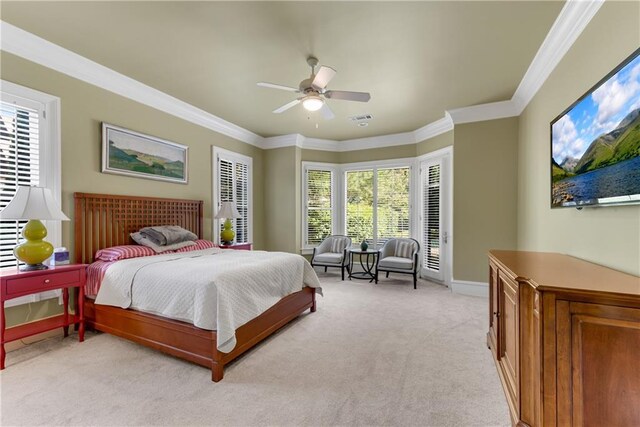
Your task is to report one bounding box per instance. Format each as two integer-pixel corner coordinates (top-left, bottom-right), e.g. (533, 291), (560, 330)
(101, 123), (188, 184)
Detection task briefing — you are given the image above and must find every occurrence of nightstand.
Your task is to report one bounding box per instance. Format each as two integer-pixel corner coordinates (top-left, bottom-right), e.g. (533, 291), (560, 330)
(219, 243), (252, 250)
(0, 264), (87, 369)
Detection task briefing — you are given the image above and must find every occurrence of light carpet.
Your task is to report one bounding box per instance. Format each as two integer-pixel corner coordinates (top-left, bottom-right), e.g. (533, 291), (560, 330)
(0, 273), (509, 426)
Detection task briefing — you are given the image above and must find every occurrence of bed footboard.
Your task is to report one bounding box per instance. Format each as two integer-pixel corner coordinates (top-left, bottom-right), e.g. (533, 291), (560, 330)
(85, 287), (316, 381)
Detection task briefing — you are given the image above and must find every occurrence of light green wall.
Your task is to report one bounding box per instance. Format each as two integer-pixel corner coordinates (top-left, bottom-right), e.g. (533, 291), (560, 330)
(301, 149), (340, 163)
(264, 146), (300, 253)
(517, 1), (640, 276)
(454, 118), (519, 282)
(339, 144), (416, 163)
(417, 131), (454, 156)
(1, 52), (265, 327)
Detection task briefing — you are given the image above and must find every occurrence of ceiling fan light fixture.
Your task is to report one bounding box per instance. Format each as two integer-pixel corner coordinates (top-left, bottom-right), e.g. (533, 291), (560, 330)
(302, 95), (324, 112)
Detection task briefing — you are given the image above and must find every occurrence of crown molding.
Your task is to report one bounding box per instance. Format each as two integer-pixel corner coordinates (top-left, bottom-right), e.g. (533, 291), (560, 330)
(0, 0), (602, 152)
(413, 113), (454, 141)
(447, 100), (519, 125)
(263, 134), (303, 149)
(303, 137), (340, 151)
(0, 21), (264, 148)
(338, 131), (416, 152)
(511, 0), (604, 115)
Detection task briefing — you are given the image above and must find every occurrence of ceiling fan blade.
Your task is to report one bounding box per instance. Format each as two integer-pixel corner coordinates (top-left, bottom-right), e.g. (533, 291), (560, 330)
(311, 66), (336, 90)
(257, 82), (300, 92)
(325, 90), (371, 102)
(319, 102), (335, 120)
(273, 99), (301, 114)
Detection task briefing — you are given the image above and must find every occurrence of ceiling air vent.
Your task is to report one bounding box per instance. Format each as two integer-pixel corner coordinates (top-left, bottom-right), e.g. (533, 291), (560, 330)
(349, 114), (373, 122)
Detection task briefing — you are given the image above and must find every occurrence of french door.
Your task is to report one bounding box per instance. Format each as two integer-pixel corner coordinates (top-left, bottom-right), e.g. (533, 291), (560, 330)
(420, 151), (450, 283)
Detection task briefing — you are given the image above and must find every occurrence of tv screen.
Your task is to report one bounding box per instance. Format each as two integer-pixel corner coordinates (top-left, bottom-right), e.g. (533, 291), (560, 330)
(551, 48), (640, 208)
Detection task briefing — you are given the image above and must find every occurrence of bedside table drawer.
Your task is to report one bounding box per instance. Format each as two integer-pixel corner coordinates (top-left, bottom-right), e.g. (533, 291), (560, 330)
(5, 269), (81, 295)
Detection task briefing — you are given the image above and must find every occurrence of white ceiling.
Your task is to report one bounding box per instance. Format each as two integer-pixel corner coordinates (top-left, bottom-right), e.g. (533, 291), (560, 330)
(1, 1), (564, 141)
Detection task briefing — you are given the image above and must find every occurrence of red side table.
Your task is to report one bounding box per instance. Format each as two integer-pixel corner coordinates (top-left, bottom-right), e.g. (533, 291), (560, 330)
(0, 264), (87, 369)
(219, 243), (252, 250)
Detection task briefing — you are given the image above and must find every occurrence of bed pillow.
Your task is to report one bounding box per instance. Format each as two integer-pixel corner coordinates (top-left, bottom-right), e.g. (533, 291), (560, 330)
(174, 239), (218, 253)
(139, 225), (198, 246)
(95, 245), (156, 262)
(130, 232), (196, 253)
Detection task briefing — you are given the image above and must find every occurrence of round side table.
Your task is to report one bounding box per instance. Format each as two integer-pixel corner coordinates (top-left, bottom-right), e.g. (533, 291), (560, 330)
(348, 248), (379, 283)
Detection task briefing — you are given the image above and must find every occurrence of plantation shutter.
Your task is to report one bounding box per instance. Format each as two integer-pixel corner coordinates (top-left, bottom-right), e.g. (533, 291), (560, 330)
(422, 160), (442, 274)
(0, 99), (41, 269)
(377, 167), (410, 244)
(305, 169), (333, 245)
(235, 161), (249, 244)
(216, 154), (250, 244)
(218, 158), (233, 203)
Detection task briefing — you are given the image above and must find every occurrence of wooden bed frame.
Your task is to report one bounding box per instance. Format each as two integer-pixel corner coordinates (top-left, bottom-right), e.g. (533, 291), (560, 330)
(74, 192), (316, 382)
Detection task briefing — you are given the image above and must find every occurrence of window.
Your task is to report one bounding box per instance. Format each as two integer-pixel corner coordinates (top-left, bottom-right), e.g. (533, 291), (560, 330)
(0, 81), (61, 306)
(302, 159), (413, 251)
(302, 164), (337, 247)
(213, 147), (252, 244)
(345, 169), (373, 244)
(346, 166), (411, 247)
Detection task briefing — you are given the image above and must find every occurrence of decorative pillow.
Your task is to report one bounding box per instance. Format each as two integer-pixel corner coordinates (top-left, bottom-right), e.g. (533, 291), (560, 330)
(139, 225), (198, 246)
(130, 232), (196, 253)
(174, 239), (218, 253)
(395, 241), (414, 259)
(95, 245), (156, 262)
(330, 238), (347, 253)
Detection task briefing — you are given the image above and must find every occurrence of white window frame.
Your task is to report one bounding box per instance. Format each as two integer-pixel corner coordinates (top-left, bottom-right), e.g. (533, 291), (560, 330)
(1, 80), (62, 307)
(301, 162), (340, 250)
(211, 146), (253, 245)
(300, 157), (417, 252)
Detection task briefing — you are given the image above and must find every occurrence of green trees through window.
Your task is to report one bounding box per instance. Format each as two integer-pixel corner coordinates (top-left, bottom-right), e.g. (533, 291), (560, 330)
(346, 167), (410, 245)
(305, 165), (411, 248)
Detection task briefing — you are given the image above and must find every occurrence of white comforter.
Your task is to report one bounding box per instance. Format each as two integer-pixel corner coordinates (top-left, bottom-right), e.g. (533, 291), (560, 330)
(94, 248), (321, 352)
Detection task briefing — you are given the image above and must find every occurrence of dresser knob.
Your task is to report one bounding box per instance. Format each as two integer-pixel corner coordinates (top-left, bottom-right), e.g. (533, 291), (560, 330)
(44, 279), (51, 284)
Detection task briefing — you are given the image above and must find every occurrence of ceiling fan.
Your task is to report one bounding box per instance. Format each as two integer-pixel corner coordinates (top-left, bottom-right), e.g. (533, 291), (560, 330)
(257, 56), (371, 120)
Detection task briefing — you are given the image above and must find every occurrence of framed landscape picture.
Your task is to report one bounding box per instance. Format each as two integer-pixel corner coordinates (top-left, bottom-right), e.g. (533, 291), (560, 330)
(102, 123), (188, 184)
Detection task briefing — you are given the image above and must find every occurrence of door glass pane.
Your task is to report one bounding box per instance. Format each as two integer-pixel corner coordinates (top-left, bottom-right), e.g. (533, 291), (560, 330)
(423, 163), (441, 272)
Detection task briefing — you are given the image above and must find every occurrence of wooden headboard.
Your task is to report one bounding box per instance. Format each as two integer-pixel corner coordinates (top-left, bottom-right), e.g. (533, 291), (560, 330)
(74, 192), (203, 264)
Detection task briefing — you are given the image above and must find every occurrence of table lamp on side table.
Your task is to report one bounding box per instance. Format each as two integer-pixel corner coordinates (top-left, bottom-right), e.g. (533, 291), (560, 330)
(215, 201), (241, 245)
(0, 186), (69, 271)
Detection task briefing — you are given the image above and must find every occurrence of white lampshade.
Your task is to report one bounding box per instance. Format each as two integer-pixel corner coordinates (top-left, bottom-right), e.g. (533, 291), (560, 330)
(0, 186), (69, 221)
(215, 201), (241, 219)
(302, 95), (324, 111)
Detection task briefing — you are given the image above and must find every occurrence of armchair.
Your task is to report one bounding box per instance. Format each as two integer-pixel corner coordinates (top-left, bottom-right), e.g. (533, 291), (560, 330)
(375, 238), (420, 289)
(310, 235), (352, 280)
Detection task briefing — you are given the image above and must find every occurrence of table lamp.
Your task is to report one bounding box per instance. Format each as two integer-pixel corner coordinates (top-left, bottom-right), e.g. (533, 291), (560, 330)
(215, 201), (241, 245)
(0, 186), (70, 271)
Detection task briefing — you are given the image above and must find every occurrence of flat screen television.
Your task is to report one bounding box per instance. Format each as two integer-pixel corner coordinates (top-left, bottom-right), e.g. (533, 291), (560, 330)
(551, 48), (640, 208)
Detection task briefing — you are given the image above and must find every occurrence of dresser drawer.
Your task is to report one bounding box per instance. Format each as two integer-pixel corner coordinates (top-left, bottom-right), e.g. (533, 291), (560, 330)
(5, 270), (81, 295)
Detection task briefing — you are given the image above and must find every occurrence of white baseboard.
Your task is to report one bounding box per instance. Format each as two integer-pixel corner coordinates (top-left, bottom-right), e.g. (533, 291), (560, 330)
(450, 280), (488, 298)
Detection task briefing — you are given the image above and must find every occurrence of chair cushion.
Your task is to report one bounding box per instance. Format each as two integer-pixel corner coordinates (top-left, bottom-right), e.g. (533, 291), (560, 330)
(379, 256), (414, 270)
(314, 253), (343, 264)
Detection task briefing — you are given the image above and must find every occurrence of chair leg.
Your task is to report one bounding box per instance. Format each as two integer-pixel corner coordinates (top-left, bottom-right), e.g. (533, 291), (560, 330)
(386, 271), (389, 278)
(341, 265), (345, 281)
(413, 273), (417, 289)
(324, 266), (327, 272)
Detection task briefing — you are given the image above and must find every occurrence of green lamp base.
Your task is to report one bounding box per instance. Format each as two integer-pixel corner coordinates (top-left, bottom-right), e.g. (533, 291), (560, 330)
(13, 219), (53, 271)
(220, 218), (235, 245)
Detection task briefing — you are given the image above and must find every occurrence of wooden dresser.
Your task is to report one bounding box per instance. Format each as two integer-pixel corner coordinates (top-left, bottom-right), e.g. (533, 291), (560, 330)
(488, 250), (640, 427)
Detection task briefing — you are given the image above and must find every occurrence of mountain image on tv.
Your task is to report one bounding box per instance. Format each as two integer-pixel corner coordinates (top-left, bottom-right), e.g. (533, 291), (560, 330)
(551, 51), (640, 207)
